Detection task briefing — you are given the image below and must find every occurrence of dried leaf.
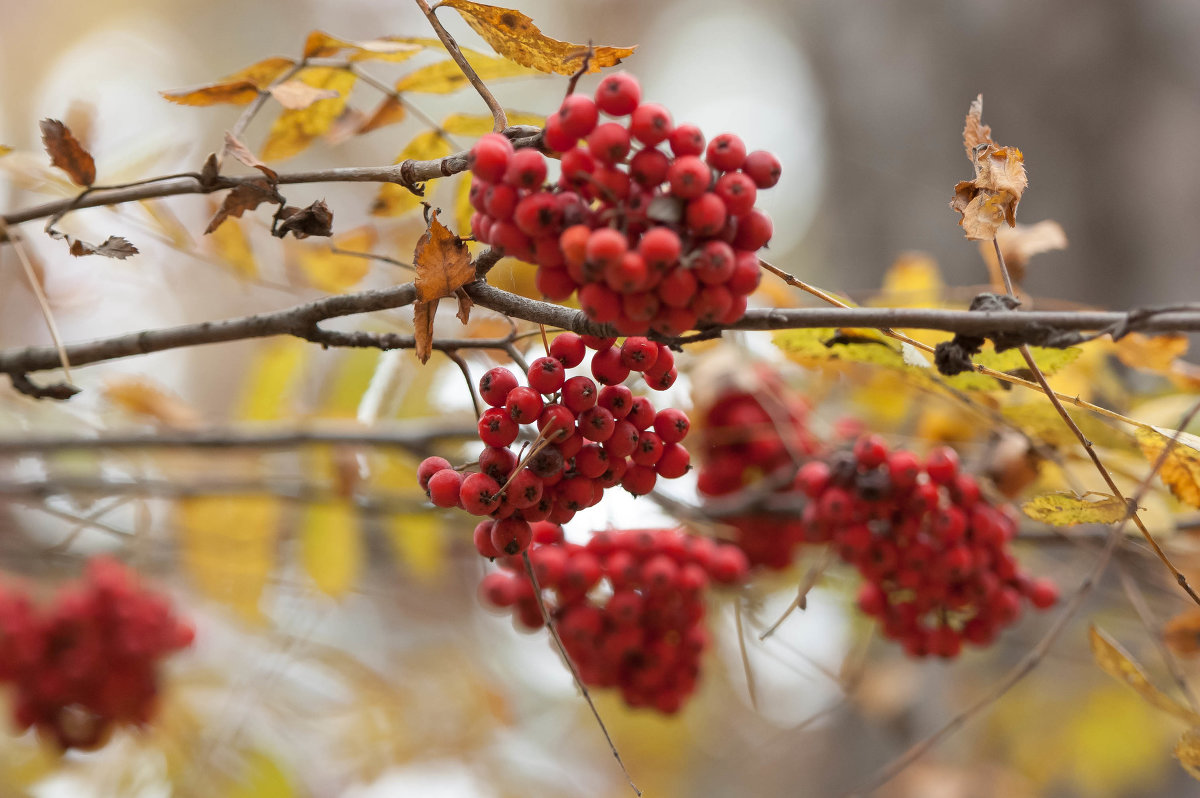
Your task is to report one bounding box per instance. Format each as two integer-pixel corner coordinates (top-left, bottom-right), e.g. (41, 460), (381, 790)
(300, 499), (362, 597)
(260, 67), (357, 161)
(1090, 624), (1200, 724)
(1164, 610), (1200, 658)
(67, 235), (139, 259)
(414, 300), (437, 364)
(440, 111), (544, 136)
(39, 119), (95, 186)
(394, 50), (538, 94)
(1114, 333), (1189, 375)
(358, 97), (407, 134)
(1177, 728), (1200, 781)
(205, 180), (280, 234)
(297, 226), (376, 292)
(161, 57), (295, 106)
(1135, 425), (1200, 509)
(1022, 492), (1128, 526)
(371, 131), (452, 217)
(440, 0), (636, 75)
(455, 287), (473, 324)
(414, 210), (474, 302)
(103, 375), (203, 428)
(303, 30), (423, 62)
(949, 95), (1027, 240)
(981, 220), (1067, 284)
(207, 213), (257, 279)
(269, 79), (340, 110)
(274, 199), (334, 239)
(223, 132), (277, 181)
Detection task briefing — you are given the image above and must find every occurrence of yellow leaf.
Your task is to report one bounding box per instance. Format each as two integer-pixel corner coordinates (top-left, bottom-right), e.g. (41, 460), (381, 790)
(359, 97), (407, 134)
(414, 209), (474, 302)
(103, 375), (202, 428)
(439, 0), (636, 76)
(1114, 333), (1188, 375)
(297, 225), (377, 293)
(177, 494), (280, 622)
(228, 749), (295, 798)
(300, 499), (361, 597)
(371, 131), (453, 216)
(224, 57), (298, 88)
(1022, 492), (1128, 526)
(441, 111), (544, 136)
(207, 213), (258, 279)
(1135, 425), (1200, 509)
(236, 338), (308, 421)
(394, 50), (539, 94)
(873, 251), (944, 308)
(268, 79), (339, 110)
(943, 344), (1081, 391)
(260, 67), (357, 161)
(1089, 624), (1200, 724)
(160, 57), (296, 106)
(455, 173), (475, 235)
(1177, 727), (1200, 781)
(302, 30), (422, 62)
(387, 512), (445, 582)
(0, 145), (12, 157)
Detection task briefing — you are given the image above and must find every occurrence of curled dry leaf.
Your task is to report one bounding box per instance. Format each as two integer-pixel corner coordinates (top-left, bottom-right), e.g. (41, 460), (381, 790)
(160, 56), (295, 106)
(455, 287), (473, 325)
(223, 132), (278, 181)
(414, 299), (437, 364)
(949, 95), (1028, 241)
(413, 209), (475, 303)
(1164, 609), (1200, 658)
(1134, 425), (1200, 509)
(1021, 491), (1128, 526)
(205, 180), (280, 234)
(269, 79), (340, 111)
(439, 0), (636, 76)
(274, 199), (334, 239)
(68, 236), (139, 259)
(39, 119), (95, 187)
(1089, 624), (1200, 724)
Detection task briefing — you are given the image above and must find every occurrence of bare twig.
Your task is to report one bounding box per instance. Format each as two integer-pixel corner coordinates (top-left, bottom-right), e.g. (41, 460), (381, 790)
(0, 220), (73, 385)
(1116, 562), (1200, 714)
(734, 597), (759, 712)
(420, 0), (508, 133)
(759, 548), (836, 641)
(444, 350), (482, 419)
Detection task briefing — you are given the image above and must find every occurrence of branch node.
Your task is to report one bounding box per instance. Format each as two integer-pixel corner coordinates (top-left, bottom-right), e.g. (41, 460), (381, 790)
(8, 372), (80, 401)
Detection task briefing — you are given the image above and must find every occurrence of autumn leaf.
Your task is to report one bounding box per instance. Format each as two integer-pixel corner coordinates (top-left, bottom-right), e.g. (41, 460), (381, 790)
(1089, 624), (1200, 724)
(371, 131), (452, 217)
(980, 220), (1067, 286)
(260, 67), (357, 161)
(61, 235), (139, 259)
(439, 0), (636, 76)
(274, 199), (334, 239)
(160, 57), (295, 106)
(297, 226), (377, 292)
(39, 119), (95, 186)
(300, 499), (362, 597)
(205, 180), (280, 234)
(223, 132), (277, 181)
(1114, 333), (1189, 375)
(1176, 728), (1200, 781)
(394, 50), (538, 94)
(269, 79), (340, 110)
(1135, 425), (1200, 509)
(414, 210), (474, 303)
(103, 375), (202, 428)
(237, 337), (308, 421)
(1164, 610), (1200, 658)
(455, 287), (473, 324)
(413, 299), (437, 364)
(358, 97), (407, 135)
(872, 252), (945, 308)
(387, 512), (445, 582)
(773, 328), (912, 371)
(302, 30), (423, 62)
(1022, 492), (1128, 526)
(949, 95), (1028, 241)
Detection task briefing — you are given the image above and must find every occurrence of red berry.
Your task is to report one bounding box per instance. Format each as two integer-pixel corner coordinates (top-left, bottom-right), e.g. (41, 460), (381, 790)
(638, 227), (682, 271)
(655, 443), (691, 478)
(562, 376), (599, 413)
(598, 384), (634, 418)
(417, 456), (452, 490)
(474, 522), (502, 559)
(478, 407), (519, 447)
(705, 132), (747, 172)
(854, 434), (889, 469)
(686, 193), (728, 237)
(925, 447), (960, 484)
(427, 469), (463, 507)
(469, 133), (514, 182)
(1027, 579), (1059, 609)
(714, 171), (757, 216)
(460, 472), (502, 515)
(513, 193), (562, 238)
(669, 124), (705, 157)
(542, 113), (577, 152)
(506, 386), (544, 424)
(653, 408), (690, 443)
(622, 464), (657, 495)
(586, 228), (628, 271)
(557, 93), (600, 138)
(743, 150), (782, 188)
(630, 147), (671, 187)
(550, 332), (586, 368)
(595, 73), (641, 117)
(667, 155), (712, 200)
(491, 518), (533, 556)
(731, 208), (773, 251)
(588, 122), (632, 164)
(591, 347), (631, 386)
(629, 103), (673, 145)
(479, 367), (518, 407)
(527, 356), (566, 394)
(504, 148), (548, 189)
(619, 337), (659, 372)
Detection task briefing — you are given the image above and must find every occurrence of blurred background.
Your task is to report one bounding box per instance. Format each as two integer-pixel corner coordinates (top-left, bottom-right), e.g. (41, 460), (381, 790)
(1, 1), (1200, 796)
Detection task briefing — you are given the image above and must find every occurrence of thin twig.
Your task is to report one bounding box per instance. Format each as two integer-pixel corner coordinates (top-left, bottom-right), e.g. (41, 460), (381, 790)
(521, 552), (641, 796)
(445, 350), (482, 420)
(734, 597), (759, 712)
(1116, 561), (1200, 714)
(329, 247), (414, 271)
(759, 547), (836, 641)
(0, 220), (73, 384)
(419, 0), (508, 133)
(564, 42), (595, 97)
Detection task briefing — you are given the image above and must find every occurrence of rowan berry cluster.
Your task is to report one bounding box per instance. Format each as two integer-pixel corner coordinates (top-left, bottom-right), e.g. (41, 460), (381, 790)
(467, 72), (780, 336)
(0, 558), (193, 749)
(697, 386), (1058, 658)
(480, 523), (748, 713)
(418, 332), (692, 558)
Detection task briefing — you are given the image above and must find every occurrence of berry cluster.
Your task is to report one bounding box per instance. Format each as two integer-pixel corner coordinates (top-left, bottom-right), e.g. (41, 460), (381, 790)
(467, 72), (780, 336)
(0, 558), (193, 749)
(480, 523), (748, 713)
(418, 333), (692, 557)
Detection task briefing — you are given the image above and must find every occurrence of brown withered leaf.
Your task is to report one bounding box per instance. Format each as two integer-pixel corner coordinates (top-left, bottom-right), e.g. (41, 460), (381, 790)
(39, 119), (95, 186)
(269, 79), (340, 110)
(439, 0), (636, 76)
(358, 97), (406, 134)
(160, 57), (295, 106)
(980, 219), (1067, 285)
(414, 210), (474, 302)
(303, 30), (423, 62)
(1164, 609), (1200, 658)
(205, 180), (280, 234)
(1135, 425), (1200, 509)
(274, 199), (334, 239)
(223, 132), (277, 181)
(455, 288), (473, 325)
(323, 108), (368, 146)
(1176, 727), (1200, 781)
(68, 236), (139, 259)
(414, 299), (437, 364)
(949, 95), (1028, 241)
